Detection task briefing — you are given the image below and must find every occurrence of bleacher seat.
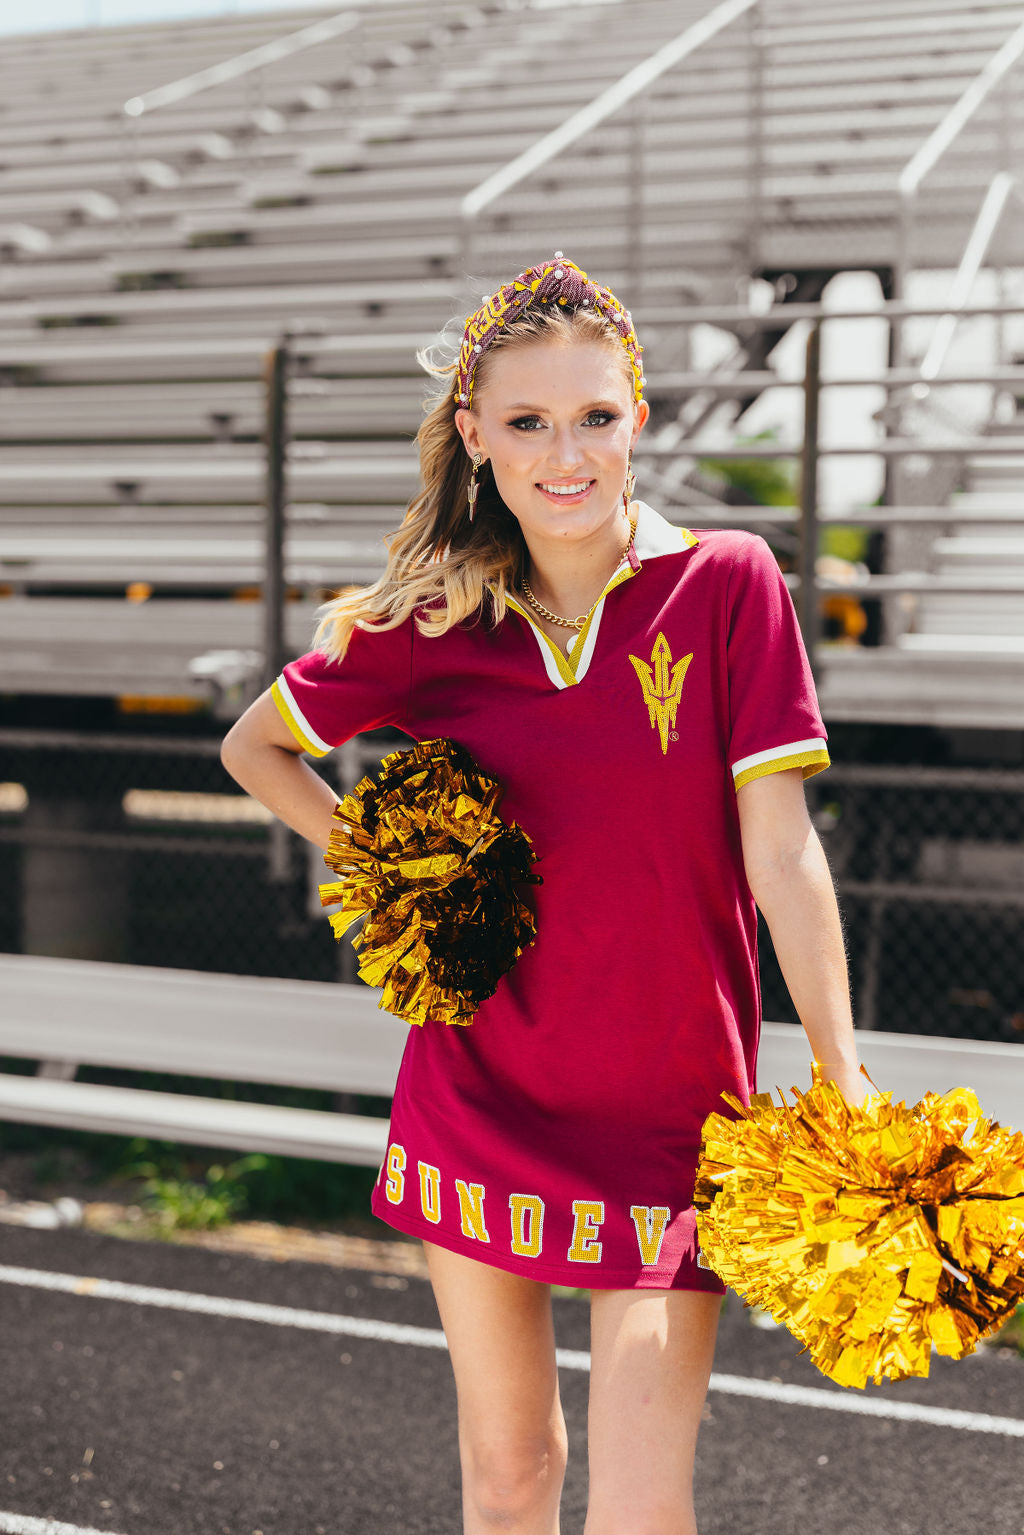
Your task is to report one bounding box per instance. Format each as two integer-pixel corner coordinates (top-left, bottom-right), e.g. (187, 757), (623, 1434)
(1, 0), (1022, 727)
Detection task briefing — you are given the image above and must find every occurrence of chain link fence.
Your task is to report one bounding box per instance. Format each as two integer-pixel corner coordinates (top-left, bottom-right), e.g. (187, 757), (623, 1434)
(802, 762), (1024, 1045)
(0, 726), (406, 986)
(2, 727), (1022, 1046)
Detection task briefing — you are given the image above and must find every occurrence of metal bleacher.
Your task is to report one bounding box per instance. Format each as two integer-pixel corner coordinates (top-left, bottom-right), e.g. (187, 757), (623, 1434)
(1, 0), (1023, 723)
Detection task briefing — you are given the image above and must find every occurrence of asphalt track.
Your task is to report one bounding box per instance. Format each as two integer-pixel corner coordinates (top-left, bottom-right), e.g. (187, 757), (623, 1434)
(1, 1223), (1022, 1535)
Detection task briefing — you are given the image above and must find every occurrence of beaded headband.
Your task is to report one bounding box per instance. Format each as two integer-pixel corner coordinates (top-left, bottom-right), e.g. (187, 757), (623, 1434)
(454, 251), (645, 411)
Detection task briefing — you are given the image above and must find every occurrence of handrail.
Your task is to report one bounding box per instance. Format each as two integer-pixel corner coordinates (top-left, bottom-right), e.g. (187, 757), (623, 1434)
(458, 0), (758, 251)
(915, 171), (1017, 389)
(554, 293), (1024, 672)
(897, 18), (1024, 203)
(893, 14), (1024, 319)
(122, 9), (362, 118)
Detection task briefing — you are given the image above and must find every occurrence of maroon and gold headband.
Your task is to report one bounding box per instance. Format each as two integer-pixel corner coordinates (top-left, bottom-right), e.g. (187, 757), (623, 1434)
(454, 251), (645, 410)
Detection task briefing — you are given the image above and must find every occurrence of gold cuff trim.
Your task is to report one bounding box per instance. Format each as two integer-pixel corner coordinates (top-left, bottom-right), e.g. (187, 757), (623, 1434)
(270, 678), (329, 757)
(734, 748), (831, 791)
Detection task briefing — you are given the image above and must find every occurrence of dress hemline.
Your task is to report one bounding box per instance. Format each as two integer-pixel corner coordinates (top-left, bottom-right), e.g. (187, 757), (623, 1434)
(369, 1194), (727, 1295)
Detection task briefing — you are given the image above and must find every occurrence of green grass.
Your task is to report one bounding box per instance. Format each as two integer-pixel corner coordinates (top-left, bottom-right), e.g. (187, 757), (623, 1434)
(113, 1146), (269, 1231)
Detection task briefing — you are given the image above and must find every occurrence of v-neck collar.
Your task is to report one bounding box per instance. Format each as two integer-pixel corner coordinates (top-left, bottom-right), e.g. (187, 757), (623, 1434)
(502, 502), (699, 690)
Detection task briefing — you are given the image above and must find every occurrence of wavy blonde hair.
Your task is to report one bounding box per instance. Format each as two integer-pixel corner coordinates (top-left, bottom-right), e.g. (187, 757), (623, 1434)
(311, 300), (635, 663)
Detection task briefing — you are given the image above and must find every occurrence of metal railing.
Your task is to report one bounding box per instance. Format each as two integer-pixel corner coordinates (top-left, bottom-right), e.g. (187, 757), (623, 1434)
(460, 2), (1024, 314)
(117, 7), (365, 245)
(242, 297), (1024, 705)
(121, 9), (363, 122)
(914, 172), (1020, 390)
(889, 53), (1024, 577)
(894, 14), (1024, 343)
(114, 0), (548, 249)
(458, 0), (761, 280)
(880, 168), (1023, 531)
(568, 296), (1024, 679)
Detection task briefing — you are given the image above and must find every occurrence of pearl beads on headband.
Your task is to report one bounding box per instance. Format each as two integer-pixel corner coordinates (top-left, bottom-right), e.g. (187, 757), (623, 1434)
(454, 251), (645, 411)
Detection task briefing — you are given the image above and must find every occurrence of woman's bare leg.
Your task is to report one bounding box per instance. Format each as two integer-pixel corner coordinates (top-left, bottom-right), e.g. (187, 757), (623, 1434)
(422, 1239), (569, 1535)
(583, 1288), (721, 1535)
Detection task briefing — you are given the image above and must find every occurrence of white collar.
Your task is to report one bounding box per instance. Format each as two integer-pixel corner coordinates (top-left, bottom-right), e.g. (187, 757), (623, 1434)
(631, 499), (700, 561)
(483, 501), (697, 602)
(495, 501), (700, 688)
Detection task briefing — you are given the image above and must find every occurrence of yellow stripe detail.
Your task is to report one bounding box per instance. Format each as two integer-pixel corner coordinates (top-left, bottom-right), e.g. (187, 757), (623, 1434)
(270, 678), (328, 757)
(542, 629), (579, 686)
(678, 527), (700, 548)
(506, 564), (639, 687)
(505, 592), (579, 686)
(572, 567), (634, 666)
(734, 748), (831, 791)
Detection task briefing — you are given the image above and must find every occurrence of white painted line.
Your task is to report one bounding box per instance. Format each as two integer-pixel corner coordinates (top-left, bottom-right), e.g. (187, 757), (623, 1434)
(707, 1371), (1024, 1436)
(3, 1264), (1022, 1439)
(0, 1514), (128, 1535)
(0, 1265), (449, 1351)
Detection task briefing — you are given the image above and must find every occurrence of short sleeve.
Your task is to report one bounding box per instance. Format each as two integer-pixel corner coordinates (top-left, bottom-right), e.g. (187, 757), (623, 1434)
(270, 616), (413, 756)
(726, 534), (830, 791)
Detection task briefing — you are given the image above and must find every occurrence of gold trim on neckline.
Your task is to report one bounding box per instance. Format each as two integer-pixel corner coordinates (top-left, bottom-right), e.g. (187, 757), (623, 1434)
(505, 562), (638, 687)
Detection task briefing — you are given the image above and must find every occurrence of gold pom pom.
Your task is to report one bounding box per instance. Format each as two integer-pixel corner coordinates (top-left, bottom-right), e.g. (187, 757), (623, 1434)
(693, 1063), (1024, 1389)
(319, 737), (540, 1027)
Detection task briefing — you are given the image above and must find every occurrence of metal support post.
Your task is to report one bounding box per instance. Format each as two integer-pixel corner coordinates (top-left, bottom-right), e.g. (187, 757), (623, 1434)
(744, 0), (764, 276)
(892, 193), (912, 373)
(798, 322), (822, 686)
(263, 337), (290, 888)
(263, 337), (288, 692)
(628, 93), (645, 298)
(996, 72), (1014, 372)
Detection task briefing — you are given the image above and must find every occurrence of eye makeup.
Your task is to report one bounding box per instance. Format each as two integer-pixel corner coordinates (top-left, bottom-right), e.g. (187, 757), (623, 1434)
(506, 409), (621, 430)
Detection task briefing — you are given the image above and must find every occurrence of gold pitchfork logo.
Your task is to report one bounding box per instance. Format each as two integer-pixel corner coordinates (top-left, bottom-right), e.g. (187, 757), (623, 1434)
(628, 632), (693, 754)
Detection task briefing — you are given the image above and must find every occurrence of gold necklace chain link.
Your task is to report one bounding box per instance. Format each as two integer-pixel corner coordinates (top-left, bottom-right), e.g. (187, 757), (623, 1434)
(519, 511), (638, 632)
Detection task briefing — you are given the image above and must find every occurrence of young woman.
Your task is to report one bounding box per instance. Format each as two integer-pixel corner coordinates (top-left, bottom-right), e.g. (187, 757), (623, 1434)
(221, 252), (864, 1535)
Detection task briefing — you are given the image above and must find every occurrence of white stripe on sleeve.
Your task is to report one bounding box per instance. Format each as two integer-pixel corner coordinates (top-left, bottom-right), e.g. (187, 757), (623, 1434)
(731, 738), (828, 779)
(275, 671), (334, 755)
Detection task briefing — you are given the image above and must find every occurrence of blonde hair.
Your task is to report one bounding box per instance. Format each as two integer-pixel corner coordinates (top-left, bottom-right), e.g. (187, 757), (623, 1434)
(311, 300), (635, 663)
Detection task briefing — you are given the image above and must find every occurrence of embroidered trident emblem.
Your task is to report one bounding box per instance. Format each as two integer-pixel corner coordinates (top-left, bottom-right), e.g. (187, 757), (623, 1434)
(628, 632), (693, 754)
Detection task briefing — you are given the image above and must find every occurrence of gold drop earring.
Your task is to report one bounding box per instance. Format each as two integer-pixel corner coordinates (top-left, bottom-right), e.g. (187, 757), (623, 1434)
(467, 453), (483, 522)
(623, 448), (636, 514)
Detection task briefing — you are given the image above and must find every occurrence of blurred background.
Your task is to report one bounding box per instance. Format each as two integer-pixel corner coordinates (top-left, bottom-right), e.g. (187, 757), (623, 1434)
(1, 0), (1022, 1061)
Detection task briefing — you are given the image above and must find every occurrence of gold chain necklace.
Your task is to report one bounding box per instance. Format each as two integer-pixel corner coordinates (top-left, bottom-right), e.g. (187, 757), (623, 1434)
(519, 511), (638, 632)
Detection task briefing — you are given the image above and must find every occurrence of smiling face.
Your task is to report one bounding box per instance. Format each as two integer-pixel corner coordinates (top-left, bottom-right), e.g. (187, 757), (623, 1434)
(453, 334), (650, 556)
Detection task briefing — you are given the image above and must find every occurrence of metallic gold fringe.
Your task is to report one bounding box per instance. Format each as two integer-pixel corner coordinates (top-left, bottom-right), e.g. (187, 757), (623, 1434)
(320, 737), (540, 1026)
(693, 1062), (1024, 1389)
